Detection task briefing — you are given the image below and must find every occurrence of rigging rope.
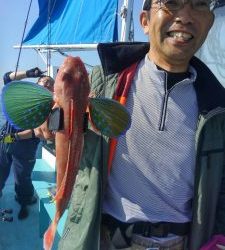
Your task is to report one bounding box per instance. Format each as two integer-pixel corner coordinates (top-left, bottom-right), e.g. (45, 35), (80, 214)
(57, 50), (94, 70)
(47, 0), (57, 76)
(15, 0), (33, 78)
(47, 0), (52, 75)
(47, 0), (53, 75)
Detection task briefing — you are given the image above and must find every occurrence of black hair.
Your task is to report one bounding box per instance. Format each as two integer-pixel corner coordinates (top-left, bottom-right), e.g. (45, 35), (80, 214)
(143, 0), (152, 10)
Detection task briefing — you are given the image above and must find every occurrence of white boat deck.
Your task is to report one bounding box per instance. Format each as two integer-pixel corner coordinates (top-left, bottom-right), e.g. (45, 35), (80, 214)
(0, 169), (43, 250)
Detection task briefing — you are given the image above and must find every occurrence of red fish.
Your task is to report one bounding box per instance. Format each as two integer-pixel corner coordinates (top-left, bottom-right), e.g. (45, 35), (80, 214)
(43, 56), (90, 250)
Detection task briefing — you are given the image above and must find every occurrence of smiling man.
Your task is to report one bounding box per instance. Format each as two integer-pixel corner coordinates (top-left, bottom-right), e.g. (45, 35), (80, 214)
(141, 0), (214, 72)
(58, 0), (225, 250)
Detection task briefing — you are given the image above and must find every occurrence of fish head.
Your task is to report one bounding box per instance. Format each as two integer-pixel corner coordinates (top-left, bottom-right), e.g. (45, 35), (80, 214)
(54, 56), (90, 106)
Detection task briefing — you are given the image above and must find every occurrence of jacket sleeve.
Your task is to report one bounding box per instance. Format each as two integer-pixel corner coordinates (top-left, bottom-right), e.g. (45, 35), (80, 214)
(3, 72), (13, 85)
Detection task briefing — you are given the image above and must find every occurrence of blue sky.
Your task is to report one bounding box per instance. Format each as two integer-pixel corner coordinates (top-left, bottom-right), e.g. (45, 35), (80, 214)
(0, 0), (146, 85)
(1, 1), (224, 86)
(1, 1), (39, 81)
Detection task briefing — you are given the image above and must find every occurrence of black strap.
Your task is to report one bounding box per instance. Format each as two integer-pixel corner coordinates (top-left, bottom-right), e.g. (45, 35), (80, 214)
(48, 107), (64, 131)
(101, 214), (132, 245)
(102, 214), (190, 238)
(133, 221), (190, 238)
(31, 129), (36, 139)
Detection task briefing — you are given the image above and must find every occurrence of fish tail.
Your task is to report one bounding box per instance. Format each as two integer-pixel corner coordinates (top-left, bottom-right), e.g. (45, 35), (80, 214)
(43, 220), (57, 250)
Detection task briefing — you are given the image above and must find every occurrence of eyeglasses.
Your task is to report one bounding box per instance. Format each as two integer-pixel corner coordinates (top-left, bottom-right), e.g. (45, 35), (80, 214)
(152, 0), (217, 12)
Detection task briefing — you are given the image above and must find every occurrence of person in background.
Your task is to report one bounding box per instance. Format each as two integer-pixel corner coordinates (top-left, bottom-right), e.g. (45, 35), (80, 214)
(0, 67), (54, 220)
(58, 0), (225, 249)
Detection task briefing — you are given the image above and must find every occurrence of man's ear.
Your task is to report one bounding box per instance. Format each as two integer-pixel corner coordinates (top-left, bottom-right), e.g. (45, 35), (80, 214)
(140, 11), (150, 35)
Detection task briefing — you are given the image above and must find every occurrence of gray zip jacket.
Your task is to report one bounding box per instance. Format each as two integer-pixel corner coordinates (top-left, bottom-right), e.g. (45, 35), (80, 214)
(59, 42), (225, 250)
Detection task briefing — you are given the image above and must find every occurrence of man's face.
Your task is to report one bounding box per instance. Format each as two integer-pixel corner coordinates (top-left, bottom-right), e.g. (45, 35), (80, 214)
(140, 0), (214, 71)
(38, 77), (54, 92)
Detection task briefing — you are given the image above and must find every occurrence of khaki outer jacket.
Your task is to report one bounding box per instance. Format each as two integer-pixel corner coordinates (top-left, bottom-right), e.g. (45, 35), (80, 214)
(58, 43), (225, 250)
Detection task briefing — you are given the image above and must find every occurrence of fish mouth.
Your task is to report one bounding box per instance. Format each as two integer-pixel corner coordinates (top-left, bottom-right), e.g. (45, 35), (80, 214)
(167, 31), (193, 42)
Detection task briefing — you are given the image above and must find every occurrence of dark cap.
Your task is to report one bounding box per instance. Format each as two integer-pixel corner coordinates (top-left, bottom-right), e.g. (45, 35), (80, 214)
(142, 0), (151, 10)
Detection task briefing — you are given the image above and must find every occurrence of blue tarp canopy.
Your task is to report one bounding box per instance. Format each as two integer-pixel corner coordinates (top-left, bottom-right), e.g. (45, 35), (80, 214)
(23, 0), (118, 45)
(216, 0), (225, 8)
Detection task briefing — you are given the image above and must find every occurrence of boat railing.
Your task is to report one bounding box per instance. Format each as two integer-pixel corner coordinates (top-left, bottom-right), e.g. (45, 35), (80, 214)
(32, 140), (66, 249)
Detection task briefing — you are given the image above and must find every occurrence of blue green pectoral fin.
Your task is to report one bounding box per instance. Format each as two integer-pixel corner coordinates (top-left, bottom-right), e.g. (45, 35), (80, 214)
(1, 81), (53, 130)
(89, 97), (131, 138)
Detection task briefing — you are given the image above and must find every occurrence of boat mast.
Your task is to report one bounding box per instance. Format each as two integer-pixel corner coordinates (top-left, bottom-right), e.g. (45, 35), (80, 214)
(120, 0), (134, 42)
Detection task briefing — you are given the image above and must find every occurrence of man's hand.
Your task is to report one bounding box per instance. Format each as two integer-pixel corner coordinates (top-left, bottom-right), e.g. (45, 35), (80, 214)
(34, 121), (55, 140)
(26, 67), (44, 78)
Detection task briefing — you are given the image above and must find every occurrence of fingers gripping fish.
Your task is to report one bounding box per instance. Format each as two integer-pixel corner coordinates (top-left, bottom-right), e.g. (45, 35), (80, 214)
(43, 56), (90, 250)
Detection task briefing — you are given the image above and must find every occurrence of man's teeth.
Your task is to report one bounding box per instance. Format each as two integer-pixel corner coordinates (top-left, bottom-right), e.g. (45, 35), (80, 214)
(169, 32), (192, 40)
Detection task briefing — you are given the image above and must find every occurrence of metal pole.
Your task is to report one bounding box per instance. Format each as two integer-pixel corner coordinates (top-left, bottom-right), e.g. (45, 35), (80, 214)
(120, 0), (134, 42)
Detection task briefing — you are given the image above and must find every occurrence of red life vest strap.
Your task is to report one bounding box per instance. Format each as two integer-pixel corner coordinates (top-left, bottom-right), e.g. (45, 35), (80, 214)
(107, 62), (139, 175)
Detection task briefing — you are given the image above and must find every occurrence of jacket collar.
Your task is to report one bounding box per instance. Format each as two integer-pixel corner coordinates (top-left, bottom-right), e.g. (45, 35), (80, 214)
(97, 42), (225, 114)
(97, 42), (149, 75)
(191, 57), (225, 114)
